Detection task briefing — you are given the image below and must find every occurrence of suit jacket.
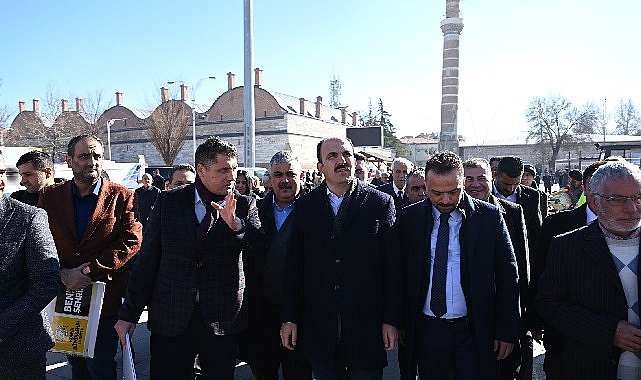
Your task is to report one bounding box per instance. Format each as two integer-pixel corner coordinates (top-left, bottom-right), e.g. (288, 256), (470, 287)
(0, 197), (60, 368)
(38, 179), (142, 316)
(513, 185), (543, 269)
(377, 182), (407, 211)
(282, 180), (401, 370)
(398, 193), (520, 380)
(488, 195), (529, 323)
(528, 203), (588, 356)
(119, 184), (263, 337)
(536, 221), (633, 379)
(256, 191), (295, 305)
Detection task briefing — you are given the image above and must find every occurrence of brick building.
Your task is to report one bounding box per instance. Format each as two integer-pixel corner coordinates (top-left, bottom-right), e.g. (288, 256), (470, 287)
(8, 68), (362, 169)
(103, 69), (359, 169)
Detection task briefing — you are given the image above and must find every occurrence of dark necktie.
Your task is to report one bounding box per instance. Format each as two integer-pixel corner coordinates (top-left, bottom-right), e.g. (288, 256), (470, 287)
(398, 191), (404, 202)
(196, 203), (216, 248)
(430, 212), (450, 318)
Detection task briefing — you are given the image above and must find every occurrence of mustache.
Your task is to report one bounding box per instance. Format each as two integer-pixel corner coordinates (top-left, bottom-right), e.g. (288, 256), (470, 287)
(334, 164), (350, 172)
(278, 182), (293, 190)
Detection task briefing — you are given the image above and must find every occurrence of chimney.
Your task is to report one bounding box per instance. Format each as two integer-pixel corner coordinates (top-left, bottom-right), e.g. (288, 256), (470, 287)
(116, 92), (123, 106)
(227, 72), (236, 90)
(161, 87), (169, 102)
(351, 112), (358, 126)
(254, 67), (263, 87)
(180, 84), (189, 101)
(61, 99), (69, 112)
(18, 101), (25, 113)
(299, 98), (307, 115)
(340, 107), (347, 124)
(315, 96), (322, 118)
(76, 97), (84, 113)
(33, 99), (40, 113)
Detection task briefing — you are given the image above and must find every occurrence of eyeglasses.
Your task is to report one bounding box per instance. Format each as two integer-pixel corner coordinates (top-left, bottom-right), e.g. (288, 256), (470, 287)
(354, 169), (365, 174)
(594, 193), (641, 206)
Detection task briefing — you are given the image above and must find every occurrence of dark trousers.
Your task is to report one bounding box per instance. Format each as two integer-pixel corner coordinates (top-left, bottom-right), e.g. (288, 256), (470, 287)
(310, 340), (383, 380)
(415, 314), (481, 380)
(499, 333), (533, 380)
(150, 305), (238, 380)
(249, 300), (312, 380)
(543, 353), (562, 380)
(68, 314), (119, 380)
(398, 339), (417, 380)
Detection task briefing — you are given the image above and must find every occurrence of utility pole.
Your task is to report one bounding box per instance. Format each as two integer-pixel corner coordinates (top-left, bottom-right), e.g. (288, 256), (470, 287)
(243, 0), (256, 173)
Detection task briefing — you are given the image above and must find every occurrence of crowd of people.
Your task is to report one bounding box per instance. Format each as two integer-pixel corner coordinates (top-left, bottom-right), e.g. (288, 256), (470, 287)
(1, 133), (641, 380)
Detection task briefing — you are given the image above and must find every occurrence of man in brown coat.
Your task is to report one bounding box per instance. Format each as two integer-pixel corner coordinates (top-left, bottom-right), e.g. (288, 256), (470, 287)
(39, 134), (142, 380)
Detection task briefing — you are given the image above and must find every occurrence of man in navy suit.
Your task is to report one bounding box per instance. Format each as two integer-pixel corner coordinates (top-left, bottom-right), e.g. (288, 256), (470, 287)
(463, 157), (531, 380)
(280, 137), (400, 379)
(397, 151), (519, 380)
(377, 157), (413, 211)
(244, 151), (312, 379)
(116, 137), (263, 380)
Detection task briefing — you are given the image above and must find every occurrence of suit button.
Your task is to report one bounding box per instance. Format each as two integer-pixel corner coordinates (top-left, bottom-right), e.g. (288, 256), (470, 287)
(334, 285), (340, 291)
(335, 259), (341, 264)
(196, 261), (203, 268)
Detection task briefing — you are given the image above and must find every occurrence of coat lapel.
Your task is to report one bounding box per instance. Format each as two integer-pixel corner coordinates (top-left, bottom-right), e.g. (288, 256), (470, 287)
(583, 222), (626, 297)
(461, 194), (480, 262)
(83, 181), (115, 243)
(343, 181), (368, 228)
(0, 198), (14, 236)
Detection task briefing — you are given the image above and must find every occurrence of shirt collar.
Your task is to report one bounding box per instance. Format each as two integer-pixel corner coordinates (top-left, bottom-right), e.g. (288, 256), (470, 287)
(599, 223), (641, 240)
(72, 177), (102, 196)
(431, 205), (463, 222)
(392, 182), (403, 194)
(272, 195), (295, 212)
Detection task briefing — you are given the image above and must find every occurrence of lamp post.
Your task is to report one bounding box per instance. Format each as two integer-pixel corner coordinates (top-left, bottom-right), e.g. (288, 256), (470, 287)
(106, 118), (126, 160)
(168, 76), (216, 163)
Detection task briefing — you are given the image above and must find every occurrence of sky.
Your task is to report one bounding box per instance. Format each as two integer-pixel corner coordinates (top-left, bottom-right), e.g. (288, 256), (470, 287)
(2, 0), (641, 146)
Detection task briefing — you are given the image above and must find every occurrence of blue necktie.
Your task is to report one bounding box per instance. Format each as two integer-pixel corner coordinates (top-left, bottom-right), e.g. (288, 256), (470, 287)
(430, 212), (450, 318)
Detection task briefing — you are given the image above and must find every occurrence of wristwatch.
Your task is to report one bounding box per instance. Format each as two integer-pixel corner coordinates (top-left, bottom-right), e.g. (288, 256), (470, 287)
(232, 219), (246, 235)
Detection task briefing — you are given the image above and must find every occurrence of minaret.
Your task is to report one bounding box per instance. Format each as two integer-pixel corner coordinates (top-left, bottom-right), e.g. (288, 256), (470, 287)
(438, 0), (464, 153)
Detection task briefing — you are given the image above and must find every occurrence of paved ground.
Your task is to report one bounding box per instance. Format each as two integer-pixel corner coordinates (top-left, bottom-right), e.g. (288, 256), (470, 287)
(45, 311), (547, 379)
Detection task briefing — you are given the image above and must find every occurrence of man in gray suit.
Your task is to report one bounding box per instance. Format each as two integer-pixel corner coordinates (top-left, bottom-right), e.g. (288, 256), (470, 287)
(0, 149), (61, 378)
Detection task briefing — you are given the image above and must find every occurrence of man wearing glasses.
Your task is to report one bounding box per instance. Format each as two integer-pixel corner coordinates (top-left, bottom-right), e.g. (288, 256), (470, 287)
(528, 160), (607, 380)
(537, 160), (641, 379)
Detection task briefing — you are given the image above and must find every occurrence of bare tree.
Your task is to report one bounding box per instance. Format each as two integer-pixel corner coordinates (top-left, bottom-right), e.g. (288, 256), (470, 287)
(525, 95), (600, 169)
(6, 84), (86, 162)
(0, 80), (11, 142)
(614, 98), (641, 135)
(145, 95), (191, 166)
(77, 89), (112, 138)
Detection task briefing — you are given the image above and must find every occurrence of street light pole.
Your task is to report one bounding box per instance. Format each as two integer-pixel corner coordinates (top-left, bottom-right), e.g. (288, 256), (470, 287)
(168, 76), (215, 163)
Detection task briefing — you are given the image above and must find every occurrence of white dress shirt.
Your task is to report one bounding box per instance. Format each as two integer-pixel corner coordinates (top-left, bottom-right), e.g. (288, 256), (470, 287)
(423, 206), (468, 318)
(493, 183), (517, 203)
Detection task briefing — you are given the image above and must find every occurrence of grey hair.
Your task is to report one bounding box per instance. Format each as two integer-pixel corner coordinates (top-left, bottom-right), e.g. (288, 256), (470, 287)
(392, 157), (414, 172)
(590, 161), (641, 195)
(270, 151), (298, 167)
